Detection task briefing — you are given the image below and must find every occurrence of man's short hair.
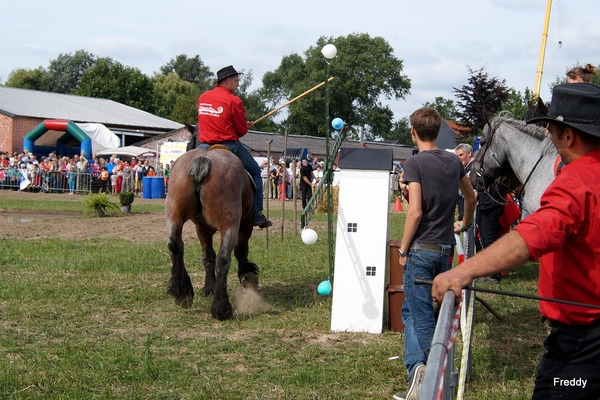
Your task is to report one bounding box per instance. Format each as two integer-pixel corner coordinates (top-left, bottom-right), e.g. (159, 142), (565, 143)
(409, 108), (442, 142)
(454, 143), (473, 155)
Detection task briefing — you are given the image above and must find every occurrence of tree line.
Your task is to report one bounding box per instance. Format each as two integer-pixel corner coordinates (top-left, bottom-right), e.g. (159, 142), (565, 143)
(3, 33), (596, 144)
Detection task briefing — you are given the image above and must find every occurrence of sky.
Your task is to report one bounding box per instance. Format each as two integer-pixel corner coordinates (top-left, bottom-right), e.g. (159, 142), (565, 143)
(2, 0), (599, 122)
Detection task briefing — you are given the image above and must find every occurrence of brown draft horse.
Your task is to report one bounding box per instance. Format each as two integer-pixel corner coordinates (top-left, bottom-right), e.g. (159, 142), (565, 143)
(165, 147), (259, 320)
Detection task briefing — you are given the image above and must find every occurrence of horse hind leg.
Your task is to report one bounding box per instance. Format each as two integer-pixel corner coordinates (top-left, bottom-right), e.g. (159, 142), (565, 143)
(211, 231), (238, 320)
(234, 240), (259, 290)
(211, 252), (234, 320)
(167, 222), (194, 308)
(196, 225), (217, 297)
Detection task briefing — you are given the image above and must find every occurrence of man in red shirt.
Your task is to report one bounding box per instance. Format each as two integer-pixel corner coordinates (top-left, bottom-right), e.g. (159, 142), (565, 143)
(197, 65), (271, 228)
(433, 83), (600, 399)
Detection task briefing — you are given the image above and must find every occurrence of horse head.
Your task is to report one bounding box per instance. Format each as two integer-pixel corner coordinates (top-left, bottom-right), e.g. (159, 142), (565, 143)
(471, 114), (555, 212)
(470, 112), (506, 192)
(525, 97), (549, 126)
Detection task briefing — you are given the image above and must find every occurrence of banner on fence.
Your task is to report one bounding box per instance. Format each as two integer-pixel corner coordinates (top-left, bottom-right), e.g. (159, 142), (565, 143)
(19, 169), (31, 190)
(160, 142), (188, 165)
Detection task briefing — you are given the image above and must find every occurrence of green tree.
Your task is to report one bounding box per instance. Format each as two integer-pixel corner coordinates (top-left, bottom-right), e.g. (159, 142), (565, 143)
(5, 67), (48, 90)
(235, 71), (276, 132)
(261, 33), (411, 139)
(501, 87), (534, 120)
(422, 97), (458, 120)
(76, 58), (157, 113)
(382, 117), (412, 144)
(152, 72), (200, 124)
(42, 50), (97, 93)
(159, 54), (213, 91)
(453, 67), (509, 134)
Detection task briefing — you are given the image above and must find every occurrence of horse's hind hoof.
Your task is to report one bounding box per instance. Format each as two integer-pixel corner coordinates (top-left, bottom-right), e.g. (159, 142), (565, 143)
(174, 296), (194, 309)
(211, 305), (234, 320)
(240, 273), (259, 290)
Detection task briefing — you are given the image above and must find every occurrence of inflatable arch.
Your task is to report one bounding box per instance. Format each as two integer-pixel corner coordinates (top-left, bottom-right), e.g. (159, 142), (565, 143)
(24, 120), (92, 159)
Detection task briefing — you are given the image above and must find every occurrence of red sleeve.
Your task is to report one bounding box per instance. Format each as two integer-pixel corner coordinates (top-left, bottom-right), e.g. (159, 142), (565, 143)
(514, 180), (581, 260)
(231, 97), (248, 138)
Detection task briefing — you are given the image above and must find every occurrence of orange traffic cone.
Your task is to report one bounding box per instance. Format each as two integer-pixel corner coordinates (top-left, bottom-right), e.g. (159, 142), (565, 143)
(393, 196), (404, 212)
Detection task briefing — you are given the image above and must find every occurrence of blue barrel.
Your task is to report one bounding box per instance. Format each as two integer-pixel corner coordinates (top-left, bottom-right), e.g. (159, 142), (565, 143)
(142, 176), (152, 199)
(151, 177), (165, 199)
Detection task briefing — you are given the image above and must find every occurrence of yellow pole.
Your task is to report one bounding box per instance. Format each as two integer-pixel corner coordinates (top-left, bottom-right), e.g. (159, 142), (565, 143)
(534, 0), (553, 100)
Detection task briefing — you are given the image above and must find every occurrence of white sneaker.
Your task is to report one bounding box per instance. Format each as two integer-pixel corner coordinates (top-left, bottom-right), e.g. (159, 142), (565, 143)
(393, 391), (407, 400)
(406, 364), (426, 400)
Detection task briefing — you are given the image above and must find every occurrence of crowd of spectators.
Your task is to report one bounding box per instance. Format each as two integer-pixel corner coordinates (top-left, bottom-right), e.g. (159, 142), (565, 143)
(0, 150), (174, 195)
(259, 157), (341, 202)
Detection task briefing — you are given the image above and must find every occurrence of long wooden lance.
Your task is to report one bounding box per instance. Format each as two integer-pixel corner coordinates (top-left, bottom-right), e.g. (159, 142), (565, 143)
(248, 77), (334, 128)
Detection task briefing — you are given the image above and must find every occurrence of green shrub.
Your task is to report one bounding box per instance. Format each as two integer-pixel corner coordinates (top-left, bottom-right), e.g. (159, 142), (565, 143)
(83, 193), (120, 217)
(119, 192), (135, 206)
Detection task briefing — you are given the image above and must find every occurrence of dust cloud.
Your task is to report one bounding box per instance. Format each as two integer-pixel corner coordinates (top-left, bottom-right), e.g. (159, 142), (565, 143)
(234, 287), (273, 315)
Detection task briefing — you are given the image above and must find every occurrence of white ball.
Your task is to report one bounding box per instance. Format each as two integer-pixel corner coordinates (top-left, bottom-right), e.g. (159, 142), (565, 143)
(301, 228), (318, 245)
(321, 44), (337, 59)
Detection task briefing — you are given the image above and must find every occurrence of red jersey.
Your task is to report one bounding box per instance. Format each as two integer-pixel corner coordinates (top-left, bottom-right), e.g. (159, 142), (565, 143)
(514, 149), (600, 325)
(198, 86), (248, 144)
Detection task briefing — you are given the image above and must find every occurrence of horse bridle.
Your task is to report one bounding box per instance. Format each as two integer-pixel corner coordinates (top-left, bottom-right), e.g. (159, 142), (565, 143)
(471, 120), (503, 199)
(472, 118), (544, 209)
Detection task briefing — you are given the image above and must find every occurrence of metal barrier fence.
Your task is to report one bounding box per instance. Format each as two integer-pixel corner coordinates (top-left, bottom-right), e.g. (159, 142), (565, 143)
(0, 170), (108, 194)
(420, 226), (476, 400)
(420, 290), (459, 400)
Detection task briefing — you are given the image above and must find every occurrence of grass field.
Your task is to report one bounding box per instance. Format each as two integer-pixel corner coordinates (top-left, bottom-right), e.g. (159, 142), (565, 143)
(0, 194), (547, 399)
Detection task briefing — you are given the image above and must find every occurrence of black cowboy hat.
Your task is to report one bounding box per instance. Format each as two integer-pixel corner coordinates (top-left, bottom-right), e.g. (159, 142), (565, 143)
(216, 65), (242, 82)
(527, 83), (600, 137)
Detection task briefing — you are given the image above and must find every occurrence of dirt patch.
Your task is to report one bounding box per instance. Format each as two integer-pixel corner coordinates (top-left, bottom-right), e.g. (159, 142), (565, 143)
(0, 190), (322, 243)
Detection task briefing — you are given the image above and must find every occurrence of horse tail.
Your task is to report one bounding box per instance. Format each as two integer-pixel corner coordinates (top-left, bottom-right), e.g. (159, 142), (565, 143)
(188, 156), (212, 193)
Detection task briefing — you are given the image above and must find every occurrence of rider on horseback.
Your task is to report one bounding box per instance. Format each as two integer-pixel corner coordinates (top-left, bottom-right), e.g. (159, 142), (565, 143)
(197, 65), (272, 228)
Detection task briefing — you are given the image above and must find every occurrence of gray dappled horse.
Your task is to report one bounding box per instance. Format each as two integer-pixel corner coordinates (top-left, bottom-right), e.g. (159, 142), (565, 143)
(165, 147), (259, 320)
(471, 115), (557, 213)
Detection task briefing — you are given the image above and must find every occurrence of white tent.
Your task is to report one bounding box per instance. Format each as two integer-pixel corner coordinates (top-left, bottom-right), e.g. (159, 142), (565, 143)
(31, 123), (120, 155)
(76, 123), (120, 153)
(96, 146), (157, 157)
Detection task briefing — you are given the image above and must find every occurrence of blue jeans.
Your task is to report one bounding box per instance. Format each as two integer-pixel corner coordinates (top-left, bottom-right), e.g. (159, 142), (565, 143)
(402, 246), (452, 380)
(198, 140), (263, 212)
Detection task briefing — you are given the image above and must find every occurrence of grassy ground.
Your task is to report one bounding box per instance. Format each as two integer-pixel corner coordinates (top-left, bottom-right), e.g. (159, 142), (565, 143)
(0, 194), (546, 399)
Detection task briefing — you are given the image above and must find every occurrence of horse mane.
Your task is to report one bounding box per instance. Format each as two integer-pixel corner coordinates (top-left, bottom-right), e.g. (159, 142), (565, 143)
(493, 116), (547, 141)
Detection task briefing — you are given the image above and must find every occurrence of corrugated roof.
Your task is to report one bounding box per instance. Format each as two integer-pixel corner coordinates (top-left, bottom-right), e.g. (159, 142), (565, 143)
(0, 86), (182, 131)
(241, 130), (416, 161)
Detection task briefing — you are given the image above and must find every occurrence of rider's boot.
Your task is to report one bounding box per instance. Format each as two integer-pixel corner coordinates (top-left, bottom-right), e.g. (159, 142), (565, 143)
(252, 211), (272, 228)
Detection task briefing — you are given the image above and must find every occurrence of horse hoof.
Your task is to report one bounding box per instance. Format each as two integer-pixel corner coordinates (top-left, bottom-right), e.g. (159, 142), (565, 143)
(174, 296), (194, 308)
(240, 273), (259, 290)
(211, 306), (234, 320)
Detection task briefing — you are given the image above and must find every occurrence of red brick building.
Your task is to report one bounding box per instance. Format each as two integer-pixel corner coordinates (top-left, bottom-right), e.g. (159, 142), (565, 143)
(0, 86), (182, 155)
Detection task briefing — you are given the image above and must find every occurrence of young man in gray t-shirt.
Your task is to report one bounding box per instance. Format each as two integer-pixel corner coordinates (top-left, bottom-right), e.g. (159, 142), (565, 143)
(394, 108), (476, 400)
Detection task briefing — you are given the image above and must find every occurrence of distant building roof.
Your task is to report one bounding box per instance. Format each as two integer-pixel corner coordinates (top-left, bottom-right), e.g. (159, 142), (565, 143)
(435, 120), (462, 150)
(241, 130), (416, 161)
(0, 86), (182, 133)
(445, 120), (472, 138)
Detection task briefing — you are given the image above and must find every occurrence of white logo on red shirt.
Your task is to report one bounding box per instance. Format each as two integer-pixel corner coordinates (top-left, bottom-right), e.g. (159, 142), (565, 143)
(198, 103), (223, 117)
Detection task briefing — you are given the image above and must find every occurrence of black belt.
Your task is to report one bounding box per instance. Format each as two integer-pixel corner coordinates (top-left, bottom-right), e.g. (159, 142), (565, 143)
(410, 243), (452, 257)
(547, 318), (600, 329)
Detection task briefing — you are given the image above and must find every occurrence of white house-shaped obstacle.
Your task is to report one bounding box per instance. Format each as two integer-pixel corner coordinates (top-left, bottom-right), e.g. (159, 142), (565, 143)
(330, 148), (393, 334)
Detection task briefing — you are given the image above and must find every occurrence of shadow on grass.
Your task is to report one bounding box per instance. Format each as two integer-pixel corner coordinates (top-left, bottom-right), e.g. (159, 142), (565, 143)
(463, 261), (546, 396)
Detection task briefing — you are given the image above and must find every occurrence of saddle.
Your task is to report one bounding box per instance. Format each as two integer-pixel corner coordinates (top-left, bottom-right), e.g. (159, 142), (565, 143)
(207, 144), (231, 152)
